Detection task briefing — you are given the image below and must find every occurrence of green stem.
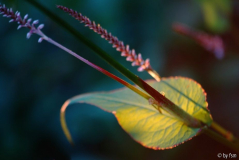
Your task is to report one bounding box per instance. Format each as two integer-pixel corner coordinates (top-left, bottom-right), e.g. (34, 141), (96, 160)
(211, 121), (239, 143)
(203, 127), (239, 153)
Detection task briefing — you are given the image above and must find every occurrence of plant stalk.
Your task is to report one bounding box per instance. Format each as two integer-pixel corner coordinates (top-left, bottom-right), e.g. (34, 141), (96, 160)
(42, 35), (151, 100)
(203, 127), (239, 153)
(211, 121), (239, 143)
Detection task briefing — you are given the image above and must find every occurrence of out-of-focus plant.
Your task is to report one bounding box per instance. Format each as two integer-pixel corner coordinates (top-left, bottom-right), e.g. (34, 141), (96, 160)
(172, 23), (224, 59)
(196, 0), (231, 33)
(0, 2), (238, 153)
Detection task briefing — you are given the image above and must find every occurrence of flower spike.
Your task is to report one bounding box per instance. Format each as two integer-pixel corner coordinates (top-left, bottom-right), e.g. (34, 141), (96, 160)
(172, 23), (224, 59)
(0, 3), (46, 41)
(57, 5), (160, 81)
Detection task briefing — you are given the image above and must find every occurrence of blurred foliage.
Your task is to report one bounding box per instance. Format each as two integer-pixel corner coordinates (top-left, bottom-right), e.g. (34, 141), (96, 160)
(197, 0), (231, 33)
(0, 0), (239, 159)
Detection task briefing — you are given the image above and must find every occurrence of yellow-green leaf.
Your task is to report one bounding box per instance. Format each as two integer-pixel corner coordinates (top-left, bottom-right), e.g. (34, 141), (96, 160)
(61, 77), (212, 149)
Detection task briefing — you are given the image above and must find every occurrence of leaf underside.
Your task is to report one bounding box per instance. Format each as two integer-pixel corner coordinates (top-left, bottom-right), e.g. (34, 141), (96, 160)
(62, 77), (212, 149)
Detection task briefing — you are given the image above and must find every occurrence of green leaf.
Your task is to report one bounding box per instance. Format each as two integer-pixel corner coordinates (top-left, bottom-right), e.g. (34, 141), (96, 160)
(61, 77), (212, 149)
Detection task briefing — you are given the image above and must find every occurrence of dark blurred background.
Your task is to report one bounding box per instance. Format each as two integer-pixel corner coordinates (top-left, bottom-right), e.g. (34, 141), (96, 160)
(0, 0), (239, 159)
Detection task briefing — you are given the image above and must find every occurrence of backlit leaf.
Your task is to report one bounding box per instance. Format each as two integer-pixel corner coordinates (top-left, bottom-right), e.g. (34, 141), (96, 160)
(62, 77), (212, 149)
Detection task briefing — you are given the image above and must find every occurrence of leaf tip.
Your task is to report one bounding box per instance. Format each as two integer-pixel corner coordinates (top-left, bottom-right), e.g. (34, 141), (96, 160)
(60, 100), (74, 145)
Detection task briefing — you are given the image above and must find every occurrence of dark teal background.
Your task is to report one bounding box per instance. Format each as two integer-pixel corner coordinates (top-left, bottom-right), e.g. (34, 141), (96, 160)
(0, 0), (239, 159)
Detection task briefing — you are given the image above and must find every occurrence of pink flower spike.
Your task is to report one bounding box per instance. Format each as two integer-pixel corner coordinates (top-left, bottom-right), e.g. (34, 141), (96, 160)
(173, 22), (225, 59)
(57, 5), (158, 79)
